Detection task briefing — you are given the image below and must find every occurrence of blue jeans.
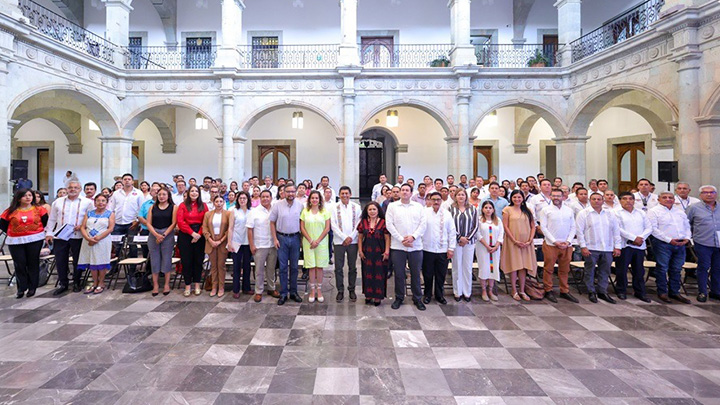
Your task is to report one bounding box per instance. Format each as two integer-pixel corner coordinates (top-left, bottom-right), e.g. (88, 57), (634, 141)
(694, 243), (720, 295)
(232, 245), (252, 294)
(652, 238), (685, 295)
(277, 233), (301, 297)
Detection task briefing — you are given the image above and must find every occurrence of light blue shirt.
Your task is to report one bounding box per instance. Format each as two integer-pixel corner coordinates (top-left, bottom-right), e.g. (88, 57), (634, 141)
(481, 196), (509, 219)
(138, 199), (154, 231)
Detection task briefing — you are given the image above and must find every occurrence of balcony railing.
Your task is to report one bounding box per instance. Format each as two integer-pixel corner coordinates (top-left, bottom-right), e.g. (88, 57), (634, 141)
(125, 45), (217, 69)
(17, 0), (115, 64)
(359, 44), (453, 68)
(238, 44), (339, 69)
(475, 44), (560, 68)
(571, 0), (664, 63)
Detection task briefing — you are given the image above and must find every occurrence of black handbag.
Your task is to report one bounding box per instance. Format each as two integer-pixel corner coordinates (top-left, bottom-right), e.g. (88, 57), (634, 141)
(122, 267), (152, 293)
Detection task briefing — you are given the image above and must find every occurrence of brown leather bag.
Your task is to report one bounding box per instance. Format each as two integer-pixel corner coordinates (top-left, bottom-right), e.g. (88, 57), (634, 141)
(524, 278), (545, 300)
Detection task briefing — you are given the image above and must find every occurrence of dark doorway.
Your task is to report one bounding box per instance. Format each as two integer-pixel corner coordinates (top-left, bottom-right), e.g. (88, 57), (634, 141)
(359, 128), (398, 200)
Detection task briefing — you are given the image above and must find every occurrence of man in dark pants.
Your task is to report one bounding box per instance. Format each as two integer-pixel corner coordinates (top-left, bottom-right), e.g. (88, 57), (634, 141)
(385, 184), (427, 310)
(108, 173), (143, 258)
(614, 192), (652, 302)
(421, 192), (456, 305)
(46, 181), (93, 294)
(331, 186), (361, 302)
(269, 184), (304, 305)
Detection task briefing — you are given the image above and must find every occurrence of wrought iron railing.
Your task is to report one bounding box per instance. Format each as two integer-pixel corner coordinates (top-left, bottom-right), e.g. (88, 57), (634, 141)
(125, 45), (218, 69)
(238, 44), (339, 69)
(571, 0), (664, 63)
(17, 0), (116, 64)
(475, 43), (560, 68)
(359, 44), (453, 68)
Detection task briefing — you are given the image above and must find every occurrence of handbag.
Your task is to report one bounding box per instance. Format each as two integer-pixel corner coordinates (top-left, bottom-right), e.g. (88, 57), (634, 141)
(122, 266), (153, 293)
(524, 278), (545, 300)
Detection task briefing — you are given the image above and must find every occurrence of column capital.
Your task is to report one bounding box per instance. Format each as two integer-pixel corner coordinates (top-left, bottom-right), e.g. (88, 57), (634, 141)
(7, 119), (20, 130)
(553, 136), (589, 144)
(512, 143), (531, 154)
(554, 0), (581, 8)
(695, 115), (720, 127)
(101, 0), (133, 12)
(653, 136), (676, 149)
(222, 94), (235, 105)
(99, 136), (134, 144)
(221, 0), (246, 10)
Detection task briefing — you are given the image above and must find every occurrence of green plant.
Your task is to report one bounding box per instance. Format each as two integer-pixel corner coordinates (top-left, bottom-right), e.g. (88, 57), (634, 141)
(430, 56), (451, 67)
(527, 49), (550, 67)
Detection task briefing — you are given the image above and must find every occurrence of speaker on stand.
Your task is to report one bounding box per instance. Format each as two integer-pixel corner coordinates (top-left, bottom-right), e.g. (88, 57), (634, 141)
(657, 161), (678, 192)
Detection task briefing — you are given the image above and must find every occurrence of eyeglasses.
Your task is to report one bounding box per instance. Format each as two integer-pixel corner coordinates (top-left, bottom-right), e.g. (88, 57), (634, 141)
(701, 191), (717, 194)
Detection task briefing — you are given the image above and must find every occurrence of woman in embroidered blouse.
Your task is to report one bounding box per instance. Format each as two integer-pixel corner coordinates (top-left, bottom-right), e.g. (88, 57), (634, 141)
(300, 190), (331, 303)
(77, 193), (115, 294)
(228, 191), (252, 298)
(448, 189), (479, 302)
(477, 200), (504, 302)
(357, 201), (390, 306)
(177, 185), (207, 297)
(0, 189), (49, 298)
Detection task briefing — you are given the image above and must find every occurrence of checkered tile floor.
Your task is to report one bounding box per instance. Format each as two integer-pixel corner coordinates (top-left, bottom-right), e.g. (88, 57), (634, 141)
(1, 269), (720, 405)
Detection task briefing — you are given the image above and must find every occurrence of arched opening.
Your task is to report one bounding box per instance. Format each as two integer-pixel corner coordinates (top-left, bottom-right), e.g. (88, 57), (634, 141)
(359, 127), (398, 199)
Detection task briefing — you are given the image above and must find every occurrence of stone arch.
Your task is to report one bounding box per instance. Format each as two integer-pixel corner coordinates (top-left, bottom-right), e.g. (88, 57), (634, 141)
(515, 113), (542, 153)
(356, 99), (456, 140)
(700, 83), (720, 118)
(9, 85), (120, 138)
(470, 99), (568, 141)
(567, 85), (678, 142)
(235, 100), (342, 140)
(11, 109), (83, 153)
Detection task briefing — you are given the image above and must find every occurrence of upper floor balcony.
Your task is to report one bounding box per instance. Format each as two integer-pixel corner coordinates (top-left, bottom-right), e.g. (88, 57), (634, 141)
(11, 0), (663, 72)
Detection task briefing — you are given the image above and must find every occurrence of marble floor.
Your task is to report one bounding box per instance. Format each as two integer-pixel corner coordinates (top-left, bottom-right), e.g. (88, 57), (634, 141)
(0, 269), (720, 405)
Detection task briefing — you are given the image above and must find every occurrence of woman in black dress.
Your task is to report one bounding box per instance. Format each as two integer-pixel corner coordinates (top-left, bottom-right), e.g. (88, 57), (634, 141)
(357, 202), (390, 306)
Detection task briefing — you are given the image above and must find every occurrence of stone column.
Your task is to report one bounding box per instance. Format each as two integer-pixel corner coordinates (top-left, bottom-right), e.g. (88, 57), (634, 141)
(339, 0), (359, 66)
(662, 0), (713, 16)
(343, 95), (357, 192)
(221, 96), (235, 182)
(554, 137), (587, 187)
(675, 57), (701, 189)
(100, 137), (133, 187)
(0, 30), (14, 206)
(446, 137), (459, 176)
(448, 0), (476, 66)
(233, 138), (245, 182)
(217, 0), (244, 67)
(554, 0), (581, 66)
(696, 117), (720, 187)
(456, 94), (471, 178)
(0, 0), (23, 20)
(102, 0), (133, 48)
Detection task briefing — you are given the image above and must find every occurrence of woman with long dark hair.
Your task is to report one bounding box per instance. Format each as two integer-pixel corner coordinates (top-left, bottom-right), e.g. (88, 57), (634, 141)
(0, 189), (49, 298)
(146, 186), (177, 296)
(228, 191), (252, 298)
(203, 195), (231, 298)
(34, 190), (51, 212)
(502, 189), (537, 301)
(176, 185), (207, 297)
(357, 201), (390, 306)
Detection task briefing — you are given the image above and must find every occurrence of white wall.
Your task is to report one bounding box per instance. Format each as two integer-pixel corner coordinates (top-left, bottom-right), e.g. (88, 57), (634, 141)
(244, 0), (340, 45)
(361, 107), (447, 183)
(244, 108), (341, 190)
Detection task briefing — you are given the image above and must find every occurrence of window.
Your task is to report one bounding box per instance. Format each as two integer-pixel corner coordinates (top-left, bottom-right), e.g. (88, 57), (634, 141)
(252, 36), (279, 68)
(471, 34), (493, 67)
(128, 36), (143, 69)
(360, 36), (395, 67)
(617, 142), (645, 193)
(259, 146), (290, 181)
(474, 146), (492, 179)
(186, 37), (212, 69)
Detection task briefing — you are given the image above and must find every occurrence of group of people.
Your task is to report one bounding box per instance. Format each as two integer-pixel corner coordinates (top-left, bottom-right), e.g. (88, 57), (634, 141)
(2, 170), (719, 310)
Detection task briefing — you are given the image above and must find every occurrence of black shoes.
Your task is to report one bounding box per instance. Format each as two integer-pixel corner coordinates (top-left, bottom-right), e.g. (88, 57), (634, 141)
(349, 291), (357, 302)
(277, 295), (288, 305)
(454, 296), (462, 302)
(422, 296), (431, 305)
(437, 297), (447, 305)
(709, 292), (720, 300)
(669, 294), (691, 304)
(26, 289), (36, 298)
(16, 291), (24, 299)
(413, 300), (426, 311)
(53, 285), (68, 296)
(634, 293), (651, 303)
(697, 293), (707, 303)
(597, 293), (616, 304)
(588, 292), (598, 303)
(336, 291), (344, 302)
(391, 298), (403, 310)
(290, 293), (303, 303)
(544, 291), (558, 303)
(72, 283), (82, 293)
(617, 293), (627, 300)
(463, 296), (471, 302)
(559, 292), (579, 303)
(301, 270), (309, 281)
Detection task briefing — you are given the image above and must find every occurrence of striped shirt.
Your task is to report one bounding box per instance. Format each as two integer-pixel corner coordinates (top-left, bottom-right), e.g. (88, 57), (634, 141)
(448, 205), (479, 244)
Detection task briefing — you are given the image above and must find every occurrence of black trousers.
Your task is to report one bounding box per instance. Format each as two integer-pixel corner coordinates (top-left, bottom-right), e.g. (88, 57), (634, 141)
(178, 232), (205, 285)
(233, 245), (252, 293)
(9, 240), (43, 293)
(615, 246), (646, 296)
(422, 251), (448, 300)
(53, 238), (82, 287)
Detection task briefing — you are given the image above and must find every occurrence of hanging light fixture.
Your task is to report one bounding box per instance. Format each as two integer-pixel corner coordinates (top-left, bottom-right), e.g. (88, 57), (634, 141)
(485, 110), (498, 127)
(292, 111), (304, 129)
(386, 110), (399, 127)
(195, 113), (208, 130)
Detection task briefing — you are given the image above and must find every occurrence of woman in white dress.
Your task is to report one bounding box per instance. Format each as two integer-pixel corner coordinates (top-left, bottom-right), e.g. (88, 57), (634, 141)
(476, 200), (504, 302)
(77, 194), (115, 294)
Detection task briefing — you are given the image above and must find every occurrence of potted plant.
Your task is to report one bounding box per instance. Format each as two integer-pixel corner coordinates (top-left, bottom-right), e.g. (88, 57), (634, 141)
(527, 49), (550, 67)
(430, 56), (451, 67)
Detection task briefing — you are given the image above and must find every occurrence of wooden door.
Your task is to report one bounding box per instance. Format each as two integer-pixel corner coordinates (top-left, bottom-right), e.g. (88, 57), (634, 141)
(360, 36), (395, 67)
(542, 34), (559, 67)
(473, 146), (492, 179)
(36, 149), (49, 194)
(617, 142), (645, 193)
(359, 139), (384, 199)
(259, 146), (290, 181)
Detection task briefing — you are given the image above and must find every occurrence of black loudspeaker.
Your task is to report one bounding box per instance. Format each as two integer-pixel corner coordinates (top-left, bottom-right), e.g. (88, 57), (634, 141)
(658, 161), (679, 184)
(10, 160), (28, 180)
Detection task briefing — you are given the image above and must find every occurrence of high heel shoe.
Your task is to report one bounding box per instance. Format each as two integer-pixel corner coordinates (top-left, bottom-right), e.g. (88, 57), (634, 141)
(317, 283), (324, 303)
(308, 283), (316, 303)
